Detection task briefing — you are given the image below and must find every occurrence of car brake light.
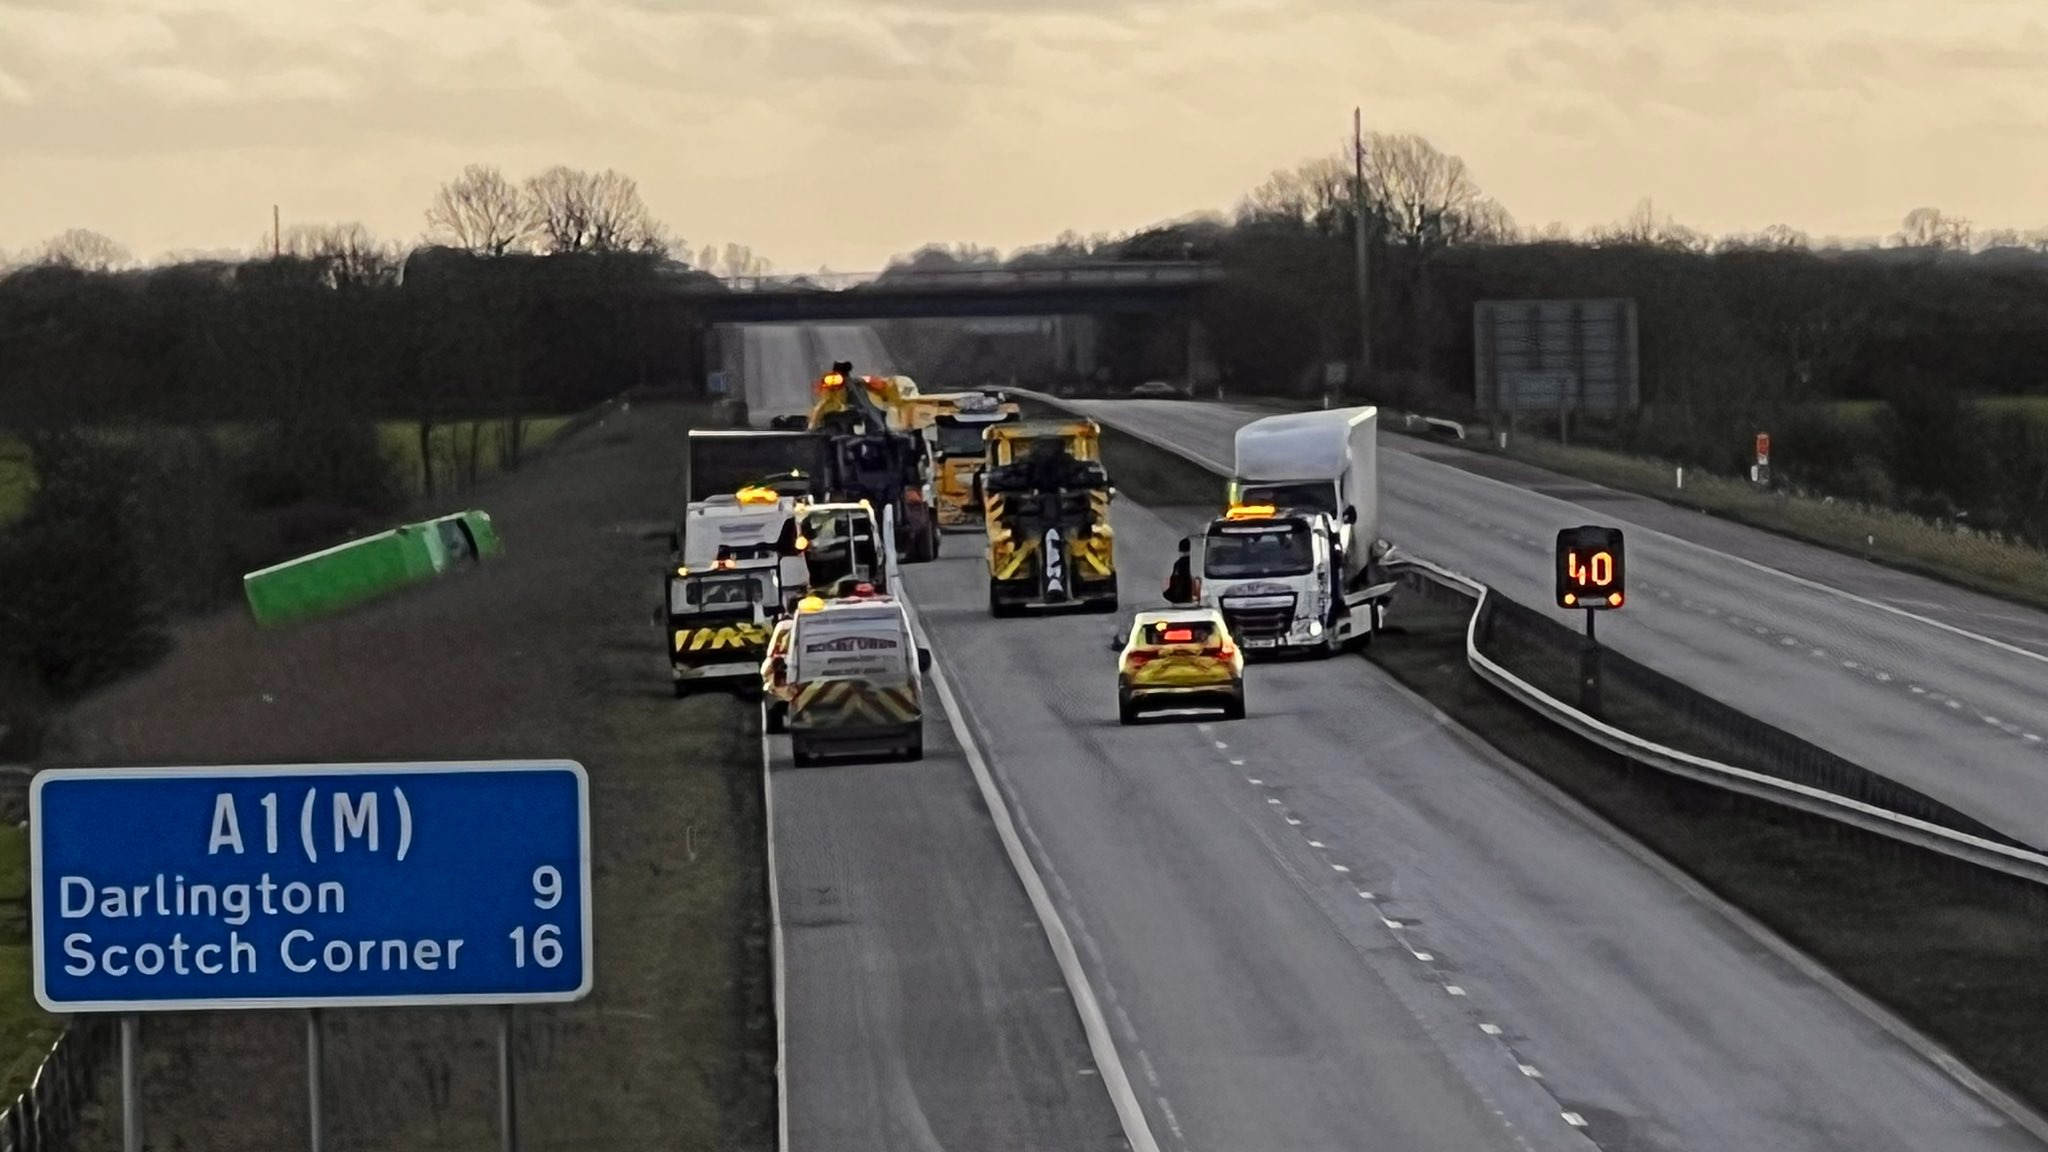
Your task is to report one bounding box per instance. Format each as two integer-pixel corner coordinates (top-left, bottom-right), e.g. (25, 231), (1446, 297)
(1162, 628), (1194, 642)
(1125, 651), (1152, 667)
(1214, 643), (1235, 659)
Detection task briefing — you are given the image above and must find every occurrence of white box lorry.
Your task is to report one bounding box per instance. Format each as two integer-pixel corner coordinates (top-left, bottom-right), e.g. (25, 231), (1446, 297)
(1193, 407), (1395, 655)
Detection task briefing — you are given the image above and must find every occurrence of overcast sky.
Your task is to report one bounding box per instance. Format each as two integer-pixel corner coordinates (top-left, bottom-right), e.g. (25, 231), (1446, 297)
(2, 0), (2044, 270)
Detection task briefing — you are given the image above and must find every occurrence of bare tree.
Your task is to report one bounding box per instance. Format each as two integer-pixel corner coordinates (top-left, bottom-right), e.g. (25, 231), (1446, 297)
(1975, 227), (2026, 250)
(37, 228), (132, 271)
(523, 166), (666, 254)
(426, 164), (538, 255)
(1896, 207), (1972, 250)
(1359, 133), (1493, 251)
(1591, 198), (1707, 250)
(276, 222), (401, 288)
(1237, 155), (1353, 233)
(1525, 221), (1579, 243)
(695, 242), (772, 277)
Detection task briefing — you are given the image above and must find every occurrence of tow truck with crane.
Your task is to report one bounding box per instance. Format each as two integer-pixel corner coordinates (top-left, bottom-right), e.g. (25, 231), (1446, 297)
(974, 419), (1119, 616)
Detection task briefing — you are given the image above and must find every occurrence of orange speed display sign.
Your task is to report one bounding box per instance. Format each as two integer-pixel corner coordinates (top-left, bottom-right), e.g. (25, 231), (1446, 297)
(1555, 525), (1626, 610)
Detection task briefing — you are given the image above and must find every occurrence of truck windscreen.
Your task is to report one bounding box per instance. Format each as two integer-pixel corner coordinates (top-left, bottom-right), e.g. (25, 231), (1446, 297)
(935, 422), (992, 457)
(1204, 523), (1314, 578)
(1237, 482), (1337, 515)
(671, 572), (771, 615)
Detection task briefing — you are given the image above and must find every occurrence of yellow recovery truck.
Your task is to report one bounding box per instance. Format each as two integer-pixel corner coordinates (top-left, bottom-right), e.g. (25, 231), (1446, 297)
(975, 420), (1118, 616)
(922, 392), (1022, 530)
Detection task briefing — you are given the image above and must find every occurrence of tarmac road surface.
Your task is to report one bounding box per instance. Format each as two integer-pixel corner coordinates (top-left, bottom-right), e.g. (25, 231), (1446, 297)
(1056, 396), (2048, 850)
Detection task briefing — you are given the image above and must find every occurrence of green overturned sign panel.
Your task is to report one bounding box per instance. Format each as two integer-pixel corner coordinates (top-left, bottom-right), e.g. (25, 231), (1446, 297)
(243, 510), (502, 628)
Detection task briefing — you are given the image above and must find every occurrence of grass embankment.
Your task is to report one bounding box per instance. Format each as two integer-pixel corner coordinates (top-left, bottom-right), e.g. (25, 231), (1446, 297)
(1100, 413), (2048, 1124)
(0, 822), (64, 1109)
(1487, 437), (2048, 610)
(0, 417), (574, 528)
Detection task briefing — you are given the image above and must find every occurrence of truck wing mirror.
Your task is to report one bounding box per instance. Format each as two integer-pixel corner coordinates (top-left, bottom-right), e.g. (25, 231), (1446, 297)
(1342, 506), (1357, 526)
(917, 647), (933, 673)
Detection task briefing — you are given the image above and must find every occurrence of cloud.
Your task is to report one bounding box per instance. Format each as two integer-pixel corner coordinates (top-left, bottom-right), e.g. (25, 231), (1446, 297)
(0, 0), (2044, 266)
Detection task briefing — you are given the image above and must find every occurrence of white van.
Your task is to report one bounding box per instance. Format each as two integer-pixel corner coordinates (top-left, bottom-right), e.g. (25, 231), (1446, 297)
(776, 588), (931, 765)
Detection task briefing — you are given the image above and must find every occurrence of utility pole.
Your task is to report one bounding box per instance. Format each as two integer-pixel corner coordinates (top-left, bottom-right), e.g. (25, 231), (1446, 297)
(273, 204), (281, 258)
(1351, 108), (1371, 402)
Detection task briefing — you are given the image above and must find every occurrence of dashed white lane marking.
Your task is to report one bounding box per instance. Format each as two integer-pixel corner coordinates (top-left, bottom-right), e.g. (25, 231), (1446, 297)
(1564, 1112), (1589, 1128)
(1213, 740), (1229, 750)
(1910, 685), (1926, 694)
(1080, 1067), (1099, 1077)
(1810, 648), (1827, 658)
(1779, 636), (1799, 646)
(2027, 734), (2043, 743)
(1215, 730), (1575, 1146)
(1137, 1049), (1162, 1088)
(1156, 1096), (1186, 1143)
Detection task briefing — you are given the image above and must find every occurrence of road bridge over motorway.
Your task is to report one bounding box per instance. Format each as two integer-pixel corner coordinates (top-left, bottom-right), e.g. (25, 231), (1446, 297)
(672, 261), (1223, 322)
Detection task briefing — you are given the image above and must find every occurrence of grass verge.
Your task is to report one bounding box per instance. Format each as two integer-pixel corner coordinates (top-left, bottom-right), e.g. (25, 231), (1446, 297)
(1378, 418), (2048, 613)
(0, 417), (577, 527)
(0, 823), (65, 1109)
(1363, 584), (2048, 1122)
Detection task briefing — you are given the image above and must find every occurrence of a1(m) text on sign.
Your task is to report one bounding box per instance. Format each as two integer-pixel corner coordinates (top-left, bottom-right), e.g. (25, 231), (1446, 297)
(31, 760), (592, 1013)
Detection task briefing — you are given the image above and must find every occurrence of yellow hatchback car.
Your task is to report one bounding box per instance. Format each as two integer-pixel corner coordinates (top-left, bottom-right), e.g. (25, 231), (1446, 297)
(1114, 607), (1246, 724)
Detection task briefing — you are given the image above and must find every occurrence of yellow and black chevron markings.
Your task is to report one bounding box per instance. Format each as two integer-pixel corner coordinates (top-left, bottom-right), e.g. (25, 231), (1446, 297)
(674, 622), (770, 652)
(791, 678), (921, 726)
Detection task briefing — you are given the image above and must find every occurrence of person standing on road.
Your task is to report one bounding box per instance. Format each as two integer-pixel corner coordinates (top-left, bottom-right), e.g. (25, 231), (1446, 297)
(1164, 538), (1195, 604)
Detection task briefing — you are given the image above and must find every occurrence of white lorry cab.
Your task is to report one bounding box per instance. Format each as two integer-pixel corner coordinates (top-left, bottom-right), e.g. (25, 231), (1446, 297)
(677, 486), (808, 612)
(1193, 504), (1356, 655)
(776, 588), (931, 765)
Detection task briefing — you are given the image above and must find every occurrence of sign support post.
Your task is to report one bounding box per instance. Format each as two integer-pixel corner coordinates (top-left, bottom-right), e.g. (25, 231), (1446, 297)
(499, 1006), (519, 1152)
(30, 760), (593, 1152)
(121, 1014), (140, 1152)
(307, 1009), (325, 1152)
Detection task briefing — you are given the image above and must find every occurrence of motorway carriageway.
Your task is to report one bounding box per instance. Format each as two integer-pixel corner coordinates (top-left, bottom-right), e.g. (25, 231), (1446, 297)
(751, 328), (2040, 1151)
(1059, 398), (2048, 852)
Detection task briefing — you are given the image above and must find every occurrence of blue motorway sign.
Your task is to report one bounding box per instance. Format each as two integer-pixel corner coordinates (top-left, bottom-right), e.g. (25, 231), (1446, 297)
(31, 760), (592, 1012)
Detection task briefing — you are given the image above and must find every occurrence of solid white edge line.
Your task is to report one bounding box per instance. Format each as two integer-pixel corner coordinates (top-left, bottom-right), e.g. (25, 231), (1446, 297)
(1372, 666), (2048, 1147)
(899, 597), (1165, 1152)
(1029, 388), (2048, 1145)
(760, 700), (789, 1152)
(1029, 389), (2048, 666)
